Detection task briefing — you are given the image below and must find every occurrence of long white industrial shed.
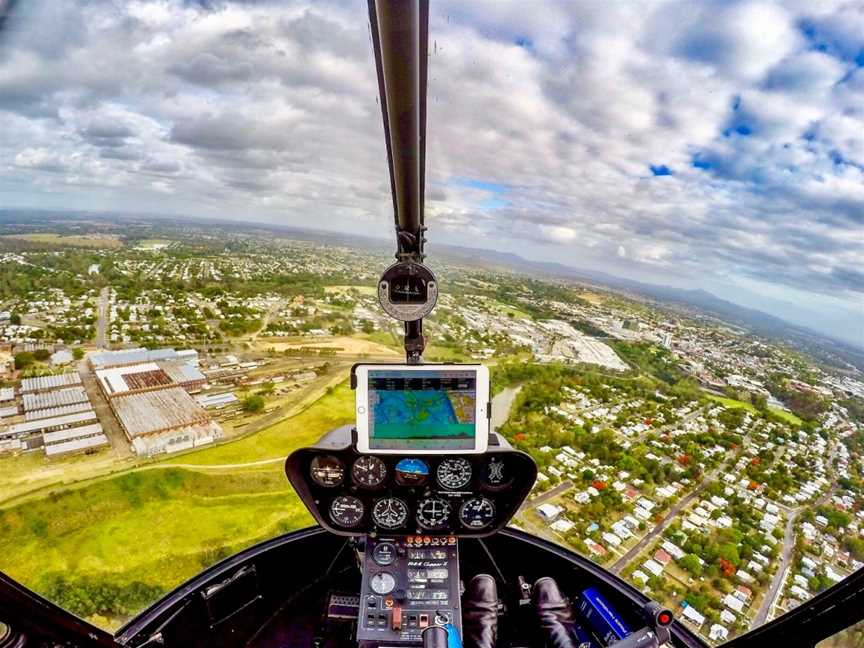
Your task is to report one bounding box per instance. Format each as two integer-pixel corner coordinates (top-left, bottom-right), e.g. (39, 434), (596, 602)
(0, 387), (14, 402)
(25, 401), (93, 422)
(19, 373), (82, 393)
(23, 387), (90, 412)
(43, 422), (104, 445)
(44, 427), (109, 457)
(2, 410), (98, 439)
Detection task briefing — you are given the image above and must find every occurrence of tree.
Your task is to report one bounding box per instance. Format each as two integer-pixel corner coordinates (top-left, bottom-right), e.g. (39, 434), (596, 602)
(9, 313), (21, 325)
(242, 395), (265, 413)
(680, 554), (703, 577)
(72, 347), (85, 360)
(14, 352), (34, 370)
(33, 348), (51, 361)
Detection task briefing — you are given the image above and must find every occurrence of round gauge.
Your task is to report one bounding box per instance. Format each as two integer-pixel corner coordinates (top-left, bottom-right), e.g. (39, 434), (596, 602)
(417, 497), (452, 530)
(329, 495), (364, 528)
(372, 497), (409, 529)
(437, 458), (472, 490)
(310, 455), (344, 487)
(352, 456), (387, 488)
(372, 542), (397, 566)
(459, 497), (496, 530)
(370, 571), (396, 595)
(394, 458), (429, 486)
(482, 456), (512, 489)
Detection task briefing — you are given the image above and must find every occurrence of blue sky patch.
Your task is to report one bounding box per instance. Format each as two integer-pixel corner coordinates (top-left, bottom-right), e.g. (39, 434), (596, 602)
(650, 164), (672, 176)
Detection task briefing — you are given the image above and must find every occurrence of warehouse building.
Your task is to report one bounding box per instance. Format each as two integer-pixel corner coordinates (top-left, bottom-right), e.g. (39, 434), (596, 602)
(20, 372), (82, 393)
(95, 361), (206, 399)
(111, 387), (222, 456)
(89, 347), (199, 370)
(25, 401), (93, 422)
(23, 386), (90, 412)
(43, 422), (108, 457)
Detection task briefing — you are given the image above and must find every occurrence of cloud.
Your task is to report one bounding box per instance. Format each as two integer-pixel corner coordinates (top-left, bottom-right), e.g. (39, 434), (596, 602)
(0, 0), (861, 341)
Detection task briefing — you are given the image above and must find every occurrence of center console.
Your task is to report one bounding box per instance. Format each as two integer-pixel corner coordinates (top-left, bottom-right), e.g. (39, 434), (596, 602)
(357, 535), (461, 647)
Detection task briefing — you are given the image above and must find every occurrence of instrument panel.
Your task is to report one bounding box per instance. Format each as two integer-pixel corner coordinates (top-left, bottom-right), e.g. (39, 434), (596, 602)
(286, 432), (536, 537)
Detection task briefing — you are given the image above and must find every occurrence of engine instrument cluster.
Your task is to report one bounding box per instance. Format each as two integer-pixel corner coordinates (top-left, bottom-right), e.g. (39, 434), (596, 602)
(286, 431), (536, 537)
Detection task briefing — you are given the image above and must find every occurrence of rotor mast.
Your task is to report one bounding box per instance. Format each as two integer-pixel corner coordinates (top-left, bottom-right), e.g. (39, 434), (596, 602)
(369, 0), (430, 363)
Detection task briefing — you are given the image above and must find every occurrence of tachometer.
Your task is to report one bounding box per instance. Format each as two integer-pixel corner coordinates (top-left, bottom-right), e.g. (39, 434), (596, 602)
(310, 455), (344, 487)
(459, 497), (495, 530)
(437, 457), (472, 490)
(417, 497), (452, 530)
(352, 456), (387, 488)
(329, 495), (364, 528)
(372, 497), (409, 529)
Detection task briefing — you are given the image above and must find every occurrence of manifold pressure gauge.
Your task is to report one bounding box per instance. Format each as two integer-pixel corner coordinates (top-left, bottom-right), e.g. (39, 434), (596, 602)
(378, 261), (438, 322)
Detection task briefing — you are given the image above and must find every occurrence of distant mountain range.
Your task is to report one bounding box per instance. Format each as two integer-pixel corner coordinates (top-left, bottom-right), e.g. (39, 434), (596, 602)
(432, 244), (864, 371)
(2, 208), (861, 371)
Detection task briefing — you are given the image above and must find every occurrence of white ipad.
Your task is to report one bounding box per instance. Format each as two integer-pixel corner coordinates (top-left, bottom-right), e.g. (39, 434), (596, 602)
(354, 364), (490, 454)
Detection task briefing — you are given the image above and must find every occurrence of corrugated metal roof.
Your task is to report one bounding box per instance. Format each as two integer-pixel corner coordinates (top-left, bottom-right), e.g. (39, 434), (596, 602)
(89, 347), (179, 369)
(4, 410), (98, 437)
(26, 401), (93, 422)
(45, 433), (109, 456)
(0, 387), (14, 402)
(112, 387), (210, 438)
(20, 373), (82, 393)
(157, 361), (205, 384)
(196, 392), (238, 408)
(43, 422), (104, 444)
(0, 406), (18, 418)
(23, 387), (90, 412)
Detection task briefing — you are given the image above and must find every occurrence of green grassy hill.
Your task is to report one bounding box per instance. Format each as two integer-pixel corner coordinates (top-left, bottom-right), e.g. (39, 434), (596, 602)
(0, 381), (356, 629)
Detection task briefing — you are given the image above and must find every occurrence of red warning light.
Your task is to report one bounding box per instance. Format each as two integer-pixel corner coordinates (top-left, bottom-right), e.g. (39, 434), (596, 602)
(658, 611), (672, 626)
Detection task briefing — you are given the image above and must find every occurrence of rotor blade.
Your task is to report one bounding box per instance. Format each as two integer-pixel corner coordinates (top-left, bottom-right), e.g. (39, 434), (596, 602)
(368, 0), (429, 257)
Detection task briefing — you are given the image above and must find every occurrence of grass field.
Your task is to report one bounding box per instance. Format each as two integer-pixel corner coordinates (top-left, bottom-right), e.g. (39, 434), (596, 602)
(324, 284), (376, 296)
(707, 394), (803, 425)
(0, 381), (356, 629)
(2, 233), (123, 248)
(183, 382), (354, 465)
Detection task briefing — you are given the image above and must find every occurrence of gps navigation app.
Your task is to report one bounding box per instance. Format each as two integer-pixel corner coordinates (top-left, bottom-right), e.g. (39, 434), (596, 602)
(368, 370), (476, 450)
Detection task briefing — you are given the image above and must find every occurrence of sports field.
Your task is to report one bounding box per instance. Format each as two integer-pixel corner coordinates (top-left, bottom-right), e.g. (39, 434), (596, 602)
(706, 394), (803, 425)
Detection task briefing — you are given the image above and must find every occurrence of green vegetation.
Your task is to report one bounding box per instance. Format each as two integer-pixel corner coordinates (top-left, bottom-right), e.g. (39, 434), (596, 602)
(707, 393), (803, 426)
(609, 341), (684, 384)
(0, 381), (355, 627)
(161, 381), (354, 466)
(0, 467), (313, 624)
(242, 394), (266, 413)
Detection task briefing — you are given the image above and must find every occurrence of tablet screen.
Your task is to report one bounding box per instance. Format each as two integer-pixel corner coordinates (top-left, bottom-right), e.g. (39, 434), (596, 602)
(366, 368), (477, 451)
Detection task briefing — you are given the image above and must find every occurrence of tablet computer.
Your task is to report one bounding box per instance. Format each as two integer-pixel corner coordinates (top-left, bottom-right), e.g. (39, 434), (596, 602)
(354, 364), (490, 454)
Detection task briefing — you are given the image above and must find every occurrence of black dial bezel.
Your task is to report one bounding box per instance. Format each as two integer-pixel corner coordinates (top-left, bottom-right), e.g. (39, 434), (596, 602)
(459, 496), (496, 530)
(329, 495), (365, 528)
(352, 455), (388, 489)
(436, 457), (473, 490)
(372, 497), (409, 529)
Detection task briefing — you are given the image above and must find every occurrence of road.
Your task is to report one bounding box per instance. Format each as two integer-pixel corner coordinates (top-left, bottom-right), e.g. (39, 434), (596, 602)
(527, 480), (575, 506)
(752, 442), (838, 626)
(753, 510), (798, 626)
(95, 286), (109, 348)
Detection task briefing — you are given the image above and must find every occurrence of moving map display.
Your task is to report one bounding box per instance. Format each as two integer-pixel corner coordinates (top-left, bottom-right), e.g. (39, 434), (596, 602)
(367, 370), (477, 451)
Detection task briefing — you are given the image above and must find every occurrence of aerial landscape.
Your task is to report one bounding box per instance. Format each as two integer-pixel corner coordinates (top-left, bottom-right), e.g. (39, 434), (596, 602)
(0, 211), (861, 644)
(1, 0), (863, 644)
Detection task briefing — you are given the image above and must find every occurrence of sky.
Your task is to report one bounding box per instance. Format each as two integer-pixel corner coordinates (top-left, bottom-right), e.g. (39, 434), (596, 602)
(0, 0), (862, 346)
